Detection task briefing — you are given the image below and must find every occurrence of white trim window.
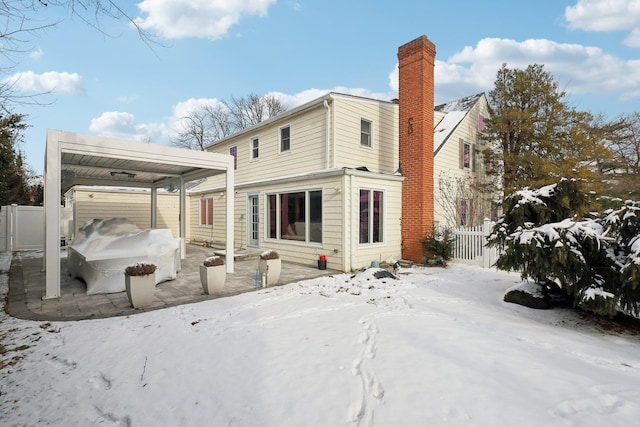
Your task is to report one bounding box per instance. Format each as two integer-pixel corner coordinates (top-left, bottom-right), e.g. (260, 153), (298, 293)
(459, 139), (474, 170)
(266, 189), (322, 243)
(200, 197), (214, 227)
(280, 125), (291, 153)
(361, 118), (373, 147)
(359, 189), (383, 244)
(230, 145), (238, 170)
(251, 137), (259, 160)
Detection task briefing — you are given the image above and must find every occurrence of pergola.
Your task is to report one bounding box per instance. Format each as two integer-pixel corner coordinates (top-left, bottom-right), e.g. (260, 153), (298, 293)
(43, 129), (235, 299)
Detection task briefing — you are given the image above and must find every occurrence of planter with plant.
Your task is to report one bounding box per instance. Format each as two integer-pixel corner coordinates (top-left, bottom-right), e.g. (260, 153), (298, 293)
(258, 250), (281, 286)
(200, 255), (226, 295)
(124, 262), (157, 308)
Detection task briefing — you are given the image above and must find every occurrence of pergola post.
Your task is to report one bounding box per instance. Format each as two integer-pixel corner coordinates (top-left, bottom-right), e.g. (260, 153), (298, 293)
(44, 134), (61, 299)
(226, 158), (235, 274)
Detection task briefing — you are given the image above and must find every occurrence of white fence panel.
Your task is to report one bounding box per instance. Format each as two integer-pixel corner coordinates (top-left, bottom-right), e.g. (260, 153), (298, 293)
(0, 207), (7, 251)
(1, 205), (45, 251)
(452, 219), (498, 268)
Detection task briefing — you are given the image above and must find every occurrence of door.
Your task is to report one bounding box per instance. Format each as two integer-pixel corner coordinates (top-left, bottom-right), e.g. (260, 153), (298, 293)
(248, 194), (259, 247)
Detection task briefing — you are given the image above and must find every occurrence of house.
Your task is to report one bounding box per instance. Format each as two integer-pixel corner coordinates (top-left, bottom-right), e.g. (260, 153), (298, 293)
(432, 92), (499, 227)
(187, 36), (499, 271)
(58, 35), (500, 277)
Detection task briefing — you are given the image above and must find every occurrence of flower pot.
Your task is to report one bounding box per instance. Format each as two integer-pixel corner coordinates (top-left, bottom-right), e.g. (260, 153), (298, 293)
(125, 273), (156, 308)
(258, 258), (281, 286)
(200, 264), (226, 295)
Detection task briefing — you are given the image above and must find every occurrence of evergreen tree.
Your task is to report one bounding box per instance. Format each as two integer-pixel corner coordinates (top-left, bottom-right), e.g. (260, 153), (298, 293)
(0, 113), (31, 205)
(488, 178), (640, 318)
(484, 64), (611, 193)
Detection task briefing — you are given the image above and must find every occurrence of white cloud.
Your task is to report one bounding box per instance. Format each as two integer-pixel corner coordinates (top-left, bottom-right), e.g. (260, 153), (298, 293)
(565, 0), (640, 31)
(3, 71), (83, 94)
(624, 27), (640, 47)
(387, 37), (640, 104)
(135, 0), (277, 40)
(89, 111), (137, 135)
(29, 47), (43, 60)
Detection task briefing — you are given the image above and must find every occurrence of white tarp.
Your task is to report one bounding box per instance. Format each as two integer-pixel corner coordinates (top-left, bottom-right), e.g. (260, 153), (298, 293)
(67, 218), (180, 295)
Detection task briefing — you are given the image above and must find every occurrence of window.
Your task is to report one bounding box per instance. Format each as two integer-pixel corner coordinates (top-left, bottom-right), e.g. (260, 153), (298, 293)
(460, 139), (473, 170)
(361, 119), (372, 147)
(230, 145), (238, 170)
(267, 190), (322, 243)
(200, 198), (214, 226)
(251, 137), (259, 159)
(280, 125), (290, 152)
(459, 199), (469, 226)
(478, 114), (485, 132)
(359, 189), (383, 244)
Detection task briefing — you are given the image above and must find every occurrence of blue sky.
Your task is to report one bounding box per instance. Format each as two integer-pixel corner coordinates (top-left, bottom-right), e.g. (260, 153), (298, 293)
(6, 0), (640, 175)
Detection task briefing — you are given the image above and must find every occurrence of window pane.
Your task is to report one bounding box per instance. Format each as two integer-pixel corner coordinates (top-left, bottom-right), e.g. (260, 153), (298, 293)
(207, 198), (214, 226)
(280, 126), (290, 152)
(230, 146), (238, 170)
(359, 190), (369, 243)
(268, 194), (277, 239)
(373, 191), (383, 243)
(252, 138), (259, 159)
(281, 192), (304, 241)
(361, 119), (371, 146)
(309, 190), (322, 243)
(463, 143), (470, 168)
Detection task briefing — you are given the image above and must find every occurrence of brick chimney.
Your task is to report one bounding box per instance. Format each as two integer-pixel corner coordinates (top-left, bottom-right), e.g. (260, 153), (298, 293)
(398, 35), (436, 263)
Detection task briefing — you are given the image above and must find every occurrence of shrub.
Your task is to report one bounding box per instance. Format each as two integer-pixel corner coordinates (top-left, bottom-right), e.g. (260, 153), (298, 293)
(203, 256), (224, 267)
(421, 226), (455, 262)
(260, 250), (280, 260)
(124, 262), (157, 276)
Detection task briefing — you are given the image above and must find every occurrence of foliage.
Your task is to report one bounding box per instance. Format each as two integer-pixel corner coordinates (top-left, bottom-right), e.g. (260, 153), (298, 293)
(124, 262), (157, 277)
(203, 256), (224, 267)
(488, 178), (640, 317)
(172, 93), (288, 151)
(421, 226), (455, 262)
(483, 63), (611, 193)
(0, 113), (34, 206)
(260, 250), (280, 260)
(436, 172), (500, 227)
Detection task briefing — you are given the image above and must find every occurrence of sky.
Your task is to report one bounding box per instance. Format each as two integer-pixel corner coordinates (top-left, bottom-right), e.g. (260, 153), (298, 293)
(5, 0), (640, 175)
(2, 252), (640, 426)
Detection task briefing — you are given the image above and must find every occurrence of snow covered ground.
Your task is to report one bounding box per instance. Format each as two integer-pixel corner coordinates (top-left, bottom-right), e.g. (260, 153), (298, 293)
(1, 251), (639, 427)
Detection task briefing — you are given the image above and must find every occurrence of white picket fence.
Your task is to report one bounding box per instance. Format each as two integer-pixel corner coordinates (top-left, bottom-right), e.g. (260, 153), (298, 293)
(452, 218), (498, 268)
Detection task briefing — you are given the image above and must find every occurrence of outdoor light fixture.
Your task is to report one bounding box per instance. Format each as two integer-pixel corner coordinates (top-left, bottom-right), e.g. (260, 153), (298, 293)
(110, 171), (136, 179)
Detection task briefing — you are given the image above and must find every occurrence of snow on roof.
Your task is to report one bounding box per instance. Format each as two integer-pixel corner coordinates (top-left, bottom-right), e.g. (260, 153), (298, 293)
(433, 93), (484, 153)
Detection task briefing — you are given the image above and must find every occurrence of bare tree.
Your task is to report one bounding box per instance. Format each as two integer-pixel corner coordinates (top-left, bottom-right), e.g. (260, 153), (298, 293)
(173, 104), (233, 151)
(435, 172), (497, 227)
(174, 93), (288, 150)
(598, 112), (640, 199)
(224, 92), (287, 130)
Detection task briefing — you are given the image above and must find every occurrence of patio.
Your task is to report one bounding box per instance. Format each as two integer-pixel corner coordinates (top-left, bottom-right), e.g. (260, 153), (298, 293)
(6, 244), (341, 321)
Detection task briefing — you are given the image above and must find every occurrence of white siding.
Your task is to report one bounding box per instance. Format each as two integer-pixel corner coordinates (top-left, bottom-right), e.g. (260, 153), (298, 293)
(333, 96), (399, 174)
(71, 188), (181, 238)
(433, 96), (492, 227)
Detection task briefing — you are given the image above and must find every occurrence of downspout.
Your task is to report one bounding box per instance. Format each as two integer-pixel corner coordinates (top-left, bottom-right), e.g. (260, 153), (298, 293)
(350, 173), (356, 271)
(323, 99), (330, 169)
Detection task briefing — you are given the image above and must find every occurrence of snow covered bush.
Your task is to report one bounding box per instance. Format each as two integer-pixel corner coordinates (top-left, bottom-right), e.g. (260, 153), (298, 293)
(260, 250), (280, 260)
(203, 256), (224, 267)
(488, 178), (640, 317)
(124, 262), (157, 277)
(421, 226), (455, 264)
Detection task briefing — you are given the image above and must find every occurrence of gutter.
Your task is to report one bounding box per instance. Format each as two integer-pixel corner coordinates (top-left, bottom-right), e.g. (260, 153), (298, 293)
(323, 99), (331, 169)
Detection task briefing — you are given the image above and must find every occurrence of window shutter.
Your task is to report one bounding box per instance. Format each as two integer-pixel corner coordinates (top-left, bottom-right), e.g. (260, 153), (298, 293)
(471, 143), (476, 172)
(459, 138), (464, 169)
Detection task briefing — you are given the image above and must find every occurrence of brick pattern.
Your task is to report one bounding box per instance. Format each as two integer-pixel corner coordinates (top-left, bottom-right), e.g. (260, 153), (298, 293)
(398, 35), (436, 263)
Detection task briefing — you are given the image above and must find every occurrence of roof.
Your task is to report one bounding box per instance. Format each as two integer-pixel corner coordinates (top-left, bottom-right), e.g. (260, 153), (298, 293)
(433, 93), (485, 153)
